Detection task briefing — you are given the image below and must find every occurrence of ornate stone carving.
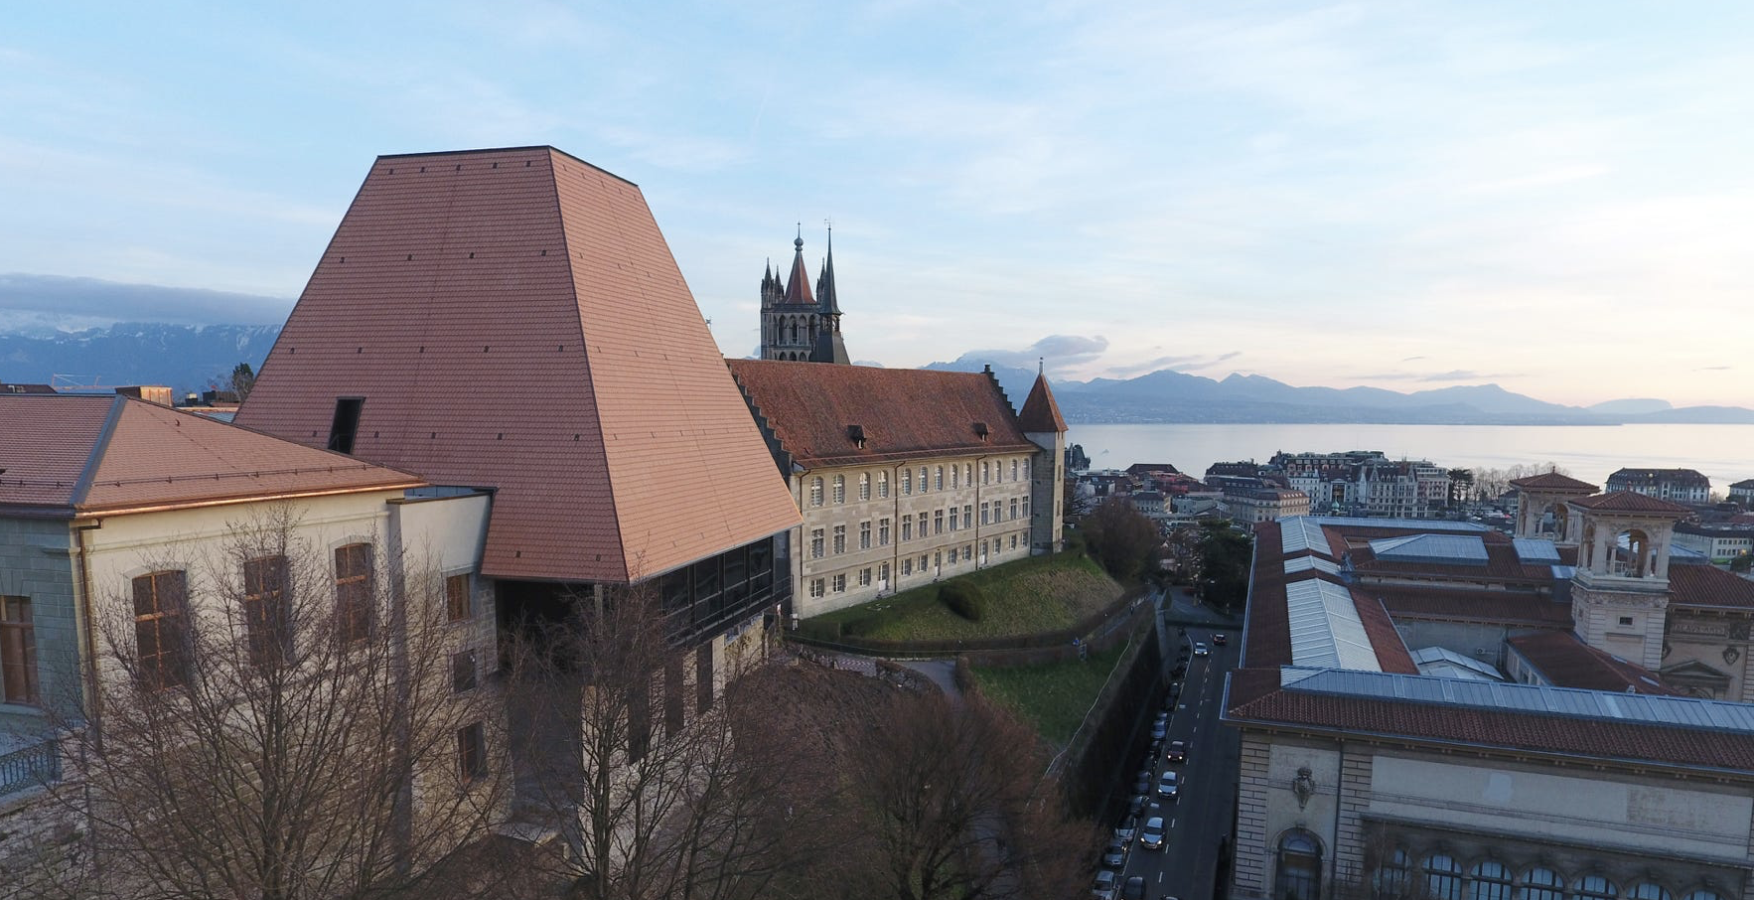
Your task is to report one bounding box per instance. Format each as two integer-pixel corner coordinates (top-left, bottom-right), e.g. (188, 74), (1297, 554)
(1725, 646), (1741, 666)
(1292, 766), (1314, 811)
(1731, 622), (1749, 641)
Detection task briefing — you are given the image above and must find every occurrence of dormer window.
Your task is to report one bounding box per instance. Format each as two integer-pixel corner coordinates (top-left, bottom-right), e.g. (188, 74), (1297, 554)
(847, 424), (866, 449)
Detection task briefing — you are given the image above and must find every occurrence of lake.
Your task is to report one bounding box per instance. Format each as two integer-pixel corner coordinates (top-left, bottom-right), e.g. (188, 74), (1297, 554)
(1067, 423), (1754, 491)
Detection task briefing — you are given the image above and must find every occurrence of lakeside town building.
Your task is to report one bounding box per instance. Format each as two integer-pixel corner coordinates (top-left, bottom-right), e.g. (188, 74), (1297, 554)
(1606, 467), (1713, 504)
(1226, 471), (1754, 900)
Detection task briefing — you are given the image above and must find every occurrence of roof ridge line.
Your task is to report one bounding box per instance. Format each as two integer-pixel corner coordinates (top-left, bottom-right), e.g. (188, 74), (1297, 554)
(70, 395), (128, 508)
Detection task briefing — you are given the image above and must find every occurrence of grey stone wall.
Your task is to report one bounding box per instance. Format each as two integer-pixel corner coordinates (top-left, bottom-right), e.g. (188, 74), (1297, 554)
(0, 517), (80, 731)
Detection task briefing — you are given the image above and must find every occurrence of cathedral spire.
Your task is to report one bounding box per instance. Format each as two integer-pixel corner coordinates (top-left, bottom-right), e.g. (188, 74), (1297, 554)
(783, 228), (814, 306)
(817, 225), (841, 316)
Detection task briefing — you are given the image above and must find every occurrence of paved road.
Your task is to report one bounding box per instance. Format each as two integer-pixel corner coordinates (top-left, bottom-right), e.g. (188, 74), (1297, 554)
(1108, 623), (1240, 900)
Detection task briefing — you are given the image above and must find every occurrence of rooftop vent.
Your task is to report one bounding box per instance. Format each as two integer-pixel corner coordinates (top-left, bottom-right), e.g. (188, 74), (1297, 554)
(847, 424), (866, 449)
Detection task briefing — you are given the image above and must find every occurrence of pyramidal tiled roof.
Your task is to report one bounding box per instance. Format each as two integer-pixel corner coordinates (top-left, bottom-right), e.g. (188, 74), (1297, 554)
(236, 146), (801, 583)
(1569, 490), (1692, 516)
(1510, 471), (1599, 493)
(1017, 372), (1067, 433)
(0, 394), (421, 515)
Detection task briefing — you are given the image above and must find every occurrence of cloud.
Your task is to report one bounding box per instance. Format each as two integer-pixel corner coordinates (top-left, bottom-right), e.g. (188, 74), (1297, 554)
(0, 274), (292, 328)
(1696, 365), (1733, 371)
(956, 334), (1109, 371)
(1417, 369), (1525, 382)
(1402, 355), (1427, 362)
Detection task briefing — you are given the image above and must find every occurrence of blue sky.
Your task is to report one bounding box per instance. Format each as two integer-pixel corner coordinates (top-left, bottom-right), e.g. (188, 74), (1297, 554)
(3, 1), (1751, 407)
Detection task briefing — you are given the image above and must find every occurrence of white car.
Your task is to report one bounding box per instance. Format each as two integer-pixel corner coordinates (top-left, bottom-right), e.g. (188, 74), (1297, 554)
(1193, 642), (1210, 657)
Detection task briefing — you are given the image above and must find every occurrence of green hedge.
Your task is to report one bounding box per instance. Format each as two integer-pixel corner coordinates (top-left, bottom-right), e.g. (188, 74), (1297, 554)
(940, 581), (989, 622)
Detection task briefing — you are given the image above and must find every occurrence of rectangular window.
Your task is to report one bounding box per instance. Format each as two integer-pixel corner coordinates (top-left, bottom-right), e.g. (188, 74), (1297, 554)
(833, 525), (846, 554)
(445, 572), (471, 622)
(810, 579), (825, 598)
(832, 574), (846, 593)
(1023, 497), (1031, 517)
(934, 510), (944, 535)
(917, 512), (928, 537)
(1010, 498), (1019, 520)
(860, 521), (872, 550)
(243, 555), (292, 667)
(1011, 534), (1019, 549)
(902, 559), (913, 576)
(810, 529), (825, 559)
(947, 547), (958, 564)
(457, 722), (487, 781)
(879, 518), (891, 546)
(133, 571), (189, 690)
(335, 543), (375, 642)
(452, 650), (478, 692)
(981, 505), (990, 526)
(0, 596), (38, 705)
(962, 505), (972, 529)
(327, 397), (365, 455)
(949, 509), (959, 532)
(901, 520), (913, 542)
(832, 476), (845, 504)
(810, 478), (824, 507)
(859, 568), (871, 587)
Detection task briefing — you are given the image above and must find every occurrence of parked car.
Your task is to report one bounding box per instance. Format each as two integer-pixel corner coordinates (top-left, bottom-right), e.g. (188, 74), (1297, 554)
(1157, 770), (1180, 800)
(1102, 840), (1128, 869)
(1149, 716), (1168, 741)
(1193, 642), (1210, 657)
(1123, 875), (1148, 900)
(1093, 869), (1119, 899)
(1213, 633), (1228, 645)
(1128, 793), (1148, 817)
(1115, 815), (1140, 843)
(1140, 816), (1166, 851)
(1132, 769), (1152, 795)
(1165, 740), (1187, 764)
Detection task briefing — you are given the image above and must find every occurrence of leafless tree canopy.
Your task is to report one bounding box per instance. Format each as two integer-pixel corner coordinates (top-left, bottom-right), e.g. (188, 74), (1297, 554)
(33, 507), (506, 900)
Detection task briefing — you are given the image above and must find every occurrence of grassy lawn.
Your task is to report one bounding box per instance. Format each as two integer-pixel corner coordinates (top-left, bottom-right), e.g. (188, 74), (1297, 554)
(812, 552), (1122, 642)
(971, 643), (1128, 748)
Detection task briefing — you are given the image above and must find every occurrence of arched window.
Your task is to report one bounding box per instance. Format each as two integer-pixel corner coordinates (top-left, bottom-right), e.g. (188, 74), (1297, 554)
(1628, 884), (1672, 900)
(878, 471), (889, 499)
(1423, 855), (1463, 900)
(1681, 890), (1723, 900)
(1520, 868), (1564, 900)
(1274, 831), (1321, 900)
(1468, 861), (1513, 900)
(982, 462), (990, 484)
(1011, 459), (1019, 481)
(934, 467), (944, 490)
(964, 463), (973, 486)
(1022, 459), (1029, 479)
(919, 467), (928, 493)
(858, 473), (871, 501)
(809, 478), (824, 507)
(832, 475), (845, 504)
(1574, 875), (1617, 900)
(902, 469), (912, 495)
(951, 465), (959, 489)
(1372, 847), (1410, 899)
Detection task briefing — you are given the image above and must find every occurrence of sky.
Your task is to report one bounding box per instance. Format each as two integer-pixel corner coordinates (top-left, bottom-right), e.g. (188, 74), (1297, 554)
(2, 1), (1751, 408)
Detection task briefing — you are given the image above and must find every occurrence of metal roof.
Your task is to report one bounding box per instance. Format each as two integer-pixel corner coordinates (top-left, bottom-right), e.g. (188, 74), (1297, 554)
(1513, 538), (1562, 563)
(1281, 517), (1331, 556)
(1368, 533), (1489, 566)
(1285, 556), (1341, 577)
(1302, 515), (1492, 532)
(1284, 580), (1381, 671)
(1279, 667), (1754, 735)
(1409, 646), (1504, 682)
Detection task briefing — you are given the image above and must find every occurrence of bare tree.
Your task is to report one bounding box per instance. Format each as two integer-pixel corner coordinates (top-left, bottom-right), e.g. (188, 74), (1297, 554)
(31, 506), (507, 900)
(836, 689), (1096, 900)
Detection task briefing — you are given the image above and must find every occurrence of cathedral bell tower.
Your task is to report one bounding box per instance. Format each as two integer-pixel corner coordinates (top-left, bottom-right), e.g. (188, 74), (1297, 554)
(759, 227), (849, 364)
(1567, 491), (1690, 671)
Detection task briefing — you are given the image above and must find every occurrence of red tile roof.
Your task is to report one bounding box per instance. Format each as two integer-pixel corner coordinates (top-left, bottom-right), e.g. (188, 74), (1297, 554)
(1370, 585), (1573, 627)
(1506, 631), (1683, 695)
(1238, 522), (1417, 674)
(0, 395), (421, 515)
(1668, 564), (1754, 609)
(1226, 668), (1754, 770)
(1018, 372), (1067, 433)
(726, 360), (1037, 469)
(235, 146), (800, 583)
(1510, 472), (1599, 493)
(1569, 491), (1692, 516)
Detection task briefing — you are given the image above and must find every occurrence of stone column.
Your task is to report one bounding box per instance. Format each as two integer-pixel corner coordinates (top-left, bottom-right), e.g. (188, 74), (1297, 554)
(1235, 734), (1272, 900)
(1334, 744), (1375, 894)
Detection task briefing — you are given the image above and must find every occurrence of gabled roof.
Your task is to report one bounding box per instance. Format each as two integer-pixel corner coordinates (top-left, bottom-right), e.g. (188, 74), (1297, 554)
(1506, 631), (1682, 695)
(1509, 471), (1599, 493)
(1668, 564), (1754, 609)
(235, 146), (800, 583)
(1, 395), (421, 516)
(726, 360), (1036, 469)
(1569, 490), (1692, 516)
(1017, 372), (1067, 433)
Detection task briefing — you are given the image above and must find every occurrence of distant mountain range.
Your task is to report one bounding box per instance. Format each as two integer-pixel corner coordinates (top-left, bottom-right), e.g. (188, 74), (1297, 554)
(0, 322), (281, 396)
(925, 355), (1754, 426)
(1, 319), (1747, 426)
